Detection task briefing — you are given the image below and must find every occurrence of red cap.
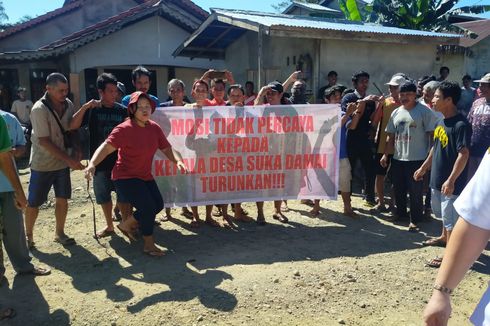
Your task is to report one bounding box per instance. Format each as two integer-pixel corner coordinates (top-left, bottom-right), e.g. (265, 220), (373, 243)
(127, 91), (156, 114)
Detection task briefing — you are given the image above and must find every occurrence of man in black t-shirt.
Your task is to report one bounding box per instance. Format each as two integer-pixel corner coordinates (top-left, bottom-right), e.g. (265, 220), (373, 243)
(414, 81), (471, 266)
(341, 71), (381, 206)
(70, 73), (127, 238)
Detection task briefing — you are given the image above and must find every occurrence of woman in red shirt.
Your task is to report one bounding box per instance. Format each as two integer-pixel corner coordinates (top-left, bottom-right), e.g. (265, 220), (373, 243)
(85, 92), (186, 256)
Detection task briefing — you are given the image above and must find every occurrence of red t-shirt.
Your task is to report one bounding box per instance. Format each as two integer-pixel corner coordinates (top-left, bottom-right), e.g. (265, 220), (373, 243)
(204, 98), (226, 106)
(244, 94), (257, 106)
(106, 119), (171, 181)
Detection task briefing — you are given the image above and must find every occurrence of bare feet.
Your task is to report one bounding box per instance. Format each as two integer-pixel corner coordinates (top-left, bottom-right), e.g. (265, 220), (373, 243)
(343, 209), (359, 218)
(205, 217), (220, 227)
(310, 208), (320, 217)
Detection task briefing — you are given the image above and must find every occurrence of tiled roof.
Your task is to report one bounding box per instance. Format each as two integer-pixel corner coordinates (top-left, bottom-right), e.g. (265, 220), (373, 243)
(454, 19), (490, 47)
(0, 0), (208, 41)
(0, 0), (208, 61)
(0, 0), (83, 40)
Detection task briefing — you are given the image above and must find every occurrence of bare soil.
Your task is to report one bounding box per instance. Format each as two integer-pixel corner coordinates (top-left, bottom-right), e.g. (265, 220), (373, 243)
(1, 166), (489, 326)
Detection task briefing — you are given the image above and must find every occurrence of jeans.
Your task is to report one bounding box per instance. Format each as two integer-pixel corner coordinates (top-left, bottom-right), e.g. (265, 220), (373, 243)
(348, 142), (375, 202)
(390, 159), (424, 224)
(114, 179), (163, 236)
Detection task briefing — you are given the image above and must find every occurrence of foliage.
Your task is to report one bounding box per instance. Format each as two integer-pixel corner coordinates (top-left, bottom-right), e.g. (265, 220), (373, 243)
(338, 0), (490, 31)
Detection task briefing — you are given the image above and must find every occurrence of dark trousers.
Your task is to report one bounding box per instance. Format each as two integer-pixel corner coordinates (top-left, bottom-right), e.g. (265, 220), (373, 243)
(390, 159), (424, 224)
(114, 179), (163, 236)
(348, 143), (375, 202)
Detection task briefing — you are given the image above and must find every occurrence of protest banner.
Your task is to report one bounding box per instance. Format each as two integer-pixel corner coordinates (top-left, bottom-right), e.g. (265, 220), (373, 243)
(151, 104), (340, 207)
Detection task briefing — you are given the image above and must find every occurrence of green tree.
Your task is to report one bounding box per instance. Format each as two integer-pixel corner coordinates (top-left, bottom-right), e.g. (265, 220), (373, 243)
(0, 1), (9, 30)
(338, 0), (490, 31)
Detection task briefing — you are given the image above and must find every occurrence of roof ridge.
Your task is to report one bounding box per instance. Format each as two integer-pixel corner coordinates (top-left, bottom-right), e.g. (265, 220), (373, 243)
(40, 0), (161, 50)
(0, 0), (83, 40)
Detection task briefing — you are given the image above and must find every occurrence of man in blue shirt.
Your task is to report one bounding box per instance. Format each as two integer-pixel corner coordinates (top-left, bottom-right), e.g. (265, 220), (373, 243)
(121, 66), (159, 107)
(0, 111), (50, 287)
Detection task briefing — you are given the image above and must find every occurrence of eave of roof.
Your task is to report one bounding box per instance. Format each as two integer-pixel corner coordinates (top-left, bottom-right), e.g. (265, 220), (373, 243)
(454, 19), (490, 47)
(174, 8), (460, 59)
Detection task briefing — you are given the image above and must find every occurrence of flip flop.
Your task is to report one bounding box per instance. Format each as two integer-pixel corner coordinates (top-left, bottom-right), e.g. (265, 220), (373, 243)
(0, 308), (16, 321)
(95, 229), (116, 239)
(422, 238), (446, 247)
(116, 224), (136, 242)
(54, 236), (76, 246)
(273, 213), (289, 223)
(408, 224), (420, 233)
(20, 266), (51, 276)
(144, 249), (165, 257)
(280, 205), (290, 212)
(426, 256), (443, 268)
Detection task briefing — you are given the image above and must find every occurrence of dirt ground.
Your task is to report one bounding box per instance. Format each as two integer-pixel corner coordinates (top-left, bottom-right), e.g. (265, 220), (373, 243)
(1, 165), (489, 326)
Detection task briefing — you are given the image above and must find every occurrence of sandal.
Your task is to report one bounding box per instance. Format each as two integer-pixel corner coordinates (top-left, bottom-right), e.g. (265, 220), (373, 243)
(273, 213), (289, 223)
(212, 207), (222, 217)
(408, 223), (420, 233)
(54, 235), (76, 246)
(144, 249), (165, 257)
(426, 256), (443, 268)
(0, 307), (16, 321)
(20, 266), (51, 276)
(95, 229), (116, 239)
(422, 237), (446, 247)
(301, 199), (315, 207)
(181, 208), (194, 219)
(280, 204), (290, 212)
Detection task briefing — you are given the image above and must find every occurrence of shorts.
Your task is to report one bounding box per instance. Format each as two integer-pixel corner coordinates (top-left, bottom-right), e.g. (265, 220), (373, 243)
(339, 158), (351, 193)
(431, 188), (459, 231)
(375, 153), (392, 176)
(28, 168), (71, 207)
(93, 170), (115, 204)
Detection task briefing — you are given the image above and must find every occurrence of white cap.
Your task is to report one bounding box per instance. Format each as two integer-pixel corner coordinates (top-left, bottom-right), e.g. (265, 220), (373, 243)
(385, 75), (407, 86)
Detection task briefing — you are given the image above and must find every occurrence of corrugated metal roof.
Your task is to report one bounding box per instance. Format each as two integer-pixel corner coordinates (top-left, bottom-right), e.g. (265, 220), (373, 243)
(454, 19), (490, 47)
(284, 1), (341, 14)
(212, 9), (459, 38)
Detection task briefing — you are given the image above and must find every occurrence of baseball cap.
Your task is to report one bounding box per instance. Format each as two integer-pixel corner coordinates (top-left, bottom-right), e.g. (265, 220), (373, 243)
(267, 81), (283, 93)
(127, 91), (156, 114)
(474, 73), (490, 83)
(385, 75), (407, 86)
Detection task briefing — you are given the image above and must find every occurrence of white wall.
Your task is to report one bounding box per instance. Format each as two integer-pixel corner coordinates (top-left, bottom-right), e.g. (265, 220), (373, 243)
(70, 16), (223, 73)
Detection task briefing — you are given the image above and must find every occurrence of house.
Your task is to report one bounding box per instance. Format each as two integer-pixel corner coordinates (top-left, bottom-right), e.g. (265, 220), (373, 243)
(437, 19), (490, 82)
(0, 0), (223, 109)
(174, 8), (459, 99)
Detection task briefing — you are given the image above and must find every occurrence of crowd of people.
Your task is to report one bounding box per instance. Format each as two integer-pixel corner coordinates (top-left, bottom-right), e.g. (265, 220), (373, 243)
(0, 63), (489, 323)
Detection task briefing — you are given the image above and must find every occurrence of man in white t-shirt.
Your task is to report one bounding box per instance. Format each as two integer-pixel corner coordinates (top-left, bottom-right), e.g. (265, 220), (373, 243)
(423, 148), (490, 325)
(10, 87), (33, 126)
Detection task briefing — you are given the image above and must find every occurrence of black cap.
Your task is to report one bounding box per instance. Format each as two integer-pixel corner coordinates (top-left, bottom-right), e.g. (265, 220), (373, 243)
(267, 81), (283, 93)
(400, 82), (417, 93)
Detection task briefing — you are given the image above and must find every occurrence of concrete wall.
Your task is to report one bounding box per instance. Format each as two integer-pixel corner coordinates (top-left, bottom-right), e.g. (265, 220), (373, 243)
(225, 31), (440, 98)
(435, 37), (490, 83)
(70, 16), (223, 73)
(319, 38), (438, 91)
(0, 0), (139, 52)
(468, 37), (490, 79)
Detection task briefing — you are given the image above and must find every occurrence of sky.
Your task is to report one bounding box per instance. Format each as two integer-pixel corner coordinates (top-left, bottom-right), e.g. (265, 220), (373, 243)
(2, 0), (489, 24)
